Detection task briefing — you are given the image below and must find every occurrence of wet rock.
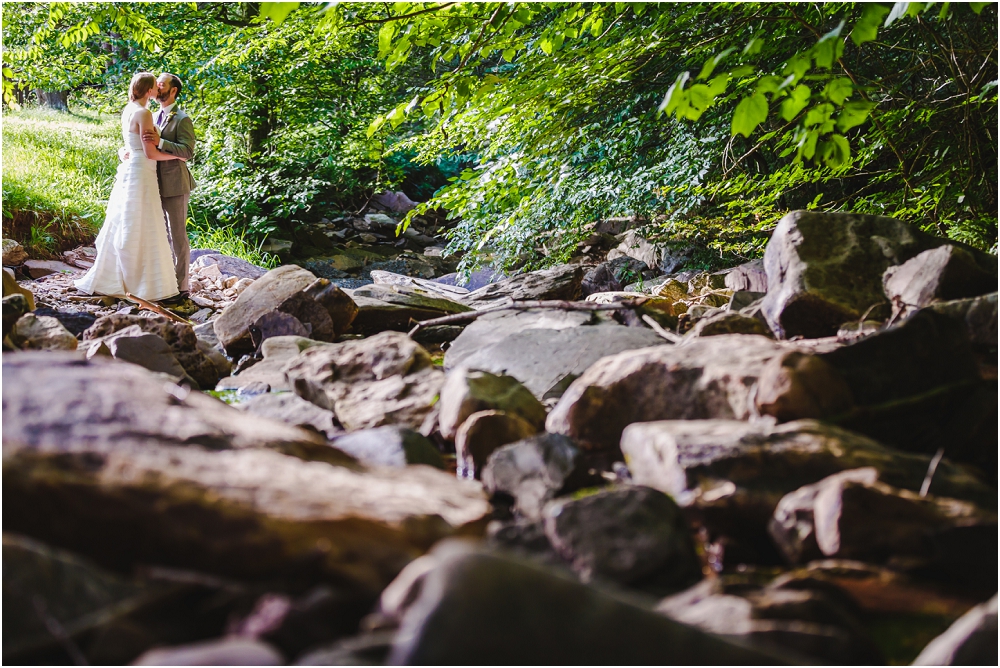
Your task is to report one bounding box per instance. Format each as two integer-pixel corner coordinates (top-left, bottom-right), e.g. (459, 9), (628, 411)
(330, 426), (445, 469)
(348, 283), (471, 336)
(237, 392), (342, 440)
(433, 268), (505, 291)
(191, 253), (267, 281)
(283, 331), (445, 432)
(925, 292), (998, 351)
(3, 267), (36, 309)
(453, 323), (665, 402)
(370, 270), (469, 298)
(103, 331), (194, 384)
(620, 419), (996, 562)
(725, 259), (768, 293)
(657, 578), (882, 664)
(455, 410), (540, 479)
(11, 313), (78, 351)
(685, 311), (774, 338)
(730, 290), (767, 312)
(913, 594), (997, 665)
(883, 245), (997, 317)
(2, 294), (30, 341)
(388, 548), (784, 665)
(462, 264), (585, 309)
(214, 265), (358, 356)
(543, 486), (702, 591)
(438, 369), (546, 440)
(547, 334), (787, 449)
(482, 434), (599, 520)
(769, 468), (996, 583)
(2, 238), (27, 266)
(84, 314), (221, 389)
(216, 336), (333, 393)
(133, 638), (283, 666)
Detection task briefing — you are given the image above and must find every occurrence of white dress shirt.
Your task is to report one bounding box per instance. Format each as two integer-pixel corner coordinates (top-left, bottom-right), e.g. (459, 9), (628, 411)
(156, 101), (176, 149)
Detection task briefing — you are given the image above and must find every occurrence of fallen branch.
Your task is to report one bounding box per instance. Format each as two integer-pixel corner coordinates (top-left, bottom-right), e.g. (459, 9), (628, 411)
(641, 314), (683, 343)
(407, 298), (650, 337)
(125, 292), (192, 325)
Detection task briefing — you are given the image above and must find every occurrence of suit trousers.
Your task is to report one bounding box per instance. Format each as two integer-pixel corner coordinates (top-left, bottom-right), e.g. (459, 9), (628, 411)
(161, 193), (190, 292)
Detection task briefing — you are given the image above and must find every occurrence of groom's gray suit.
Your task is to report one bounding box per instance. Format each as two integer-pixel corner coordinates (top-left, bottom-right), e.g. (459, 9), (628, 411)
(156, 107), (196, 292)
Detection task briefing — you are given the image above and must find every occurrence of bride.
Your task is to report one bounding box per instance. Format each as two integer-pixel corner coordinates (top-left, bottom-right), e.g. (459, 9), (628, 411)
(75, 72), (185, 302)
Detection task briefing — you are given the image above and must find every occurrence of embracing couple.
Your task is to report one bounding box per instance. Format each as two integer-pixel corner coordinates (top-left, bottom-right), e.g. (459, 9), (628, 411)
(75, 71), (196, 304)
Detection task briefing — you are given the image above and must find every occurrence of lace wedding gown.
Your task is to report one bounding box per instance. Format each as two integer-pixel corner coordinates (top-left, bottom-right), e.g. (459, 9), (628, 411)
(75, 102), (178, 301)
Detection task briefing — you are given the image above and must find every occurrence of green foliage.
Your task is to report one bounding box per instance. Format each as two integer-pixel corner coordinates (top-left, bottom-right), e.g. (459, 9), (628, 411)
(358, 2), (996, 272)
(187, 215), (280, 269)
(1, 107), (117, 256)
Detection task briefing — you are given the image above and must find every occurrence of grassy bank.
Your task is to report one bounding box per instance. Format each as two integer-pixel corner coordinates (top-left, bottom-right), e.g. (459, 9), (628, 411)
(2, 107), (118, 257)
(2, 106), (276, 267)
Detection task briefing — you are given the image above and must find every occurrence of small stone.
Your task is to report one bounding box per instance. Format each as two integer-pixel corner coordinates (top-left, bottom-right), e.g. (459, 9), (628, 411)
(438, 369), (547, 440)
(2, 238), (28, 266)
(331, 426), (445, 469)
(11, 313), (78, 351)
(455, 410), (539, 479)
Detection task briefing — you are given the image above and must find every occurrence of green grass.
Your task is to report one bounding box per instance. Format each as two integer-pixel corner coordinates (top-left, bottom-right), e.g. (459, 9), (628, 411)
(2, 107), (119, 256)
(2, 105), (279, 268)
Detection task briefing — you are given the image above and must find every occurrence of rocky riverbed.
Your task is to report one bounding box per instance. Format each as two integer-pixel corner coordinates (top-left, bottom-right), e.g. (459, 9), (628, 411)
(2, 210), (997, 665)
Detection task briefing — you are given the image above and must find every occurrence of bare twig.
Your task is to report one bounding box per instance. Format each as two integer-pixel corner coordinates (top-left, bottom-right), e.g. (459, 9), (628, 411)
(641, 314), (682, 342)
(125, 293), (193, 325)
(920, 447), (945, 497)
(407, 297), (649, 337)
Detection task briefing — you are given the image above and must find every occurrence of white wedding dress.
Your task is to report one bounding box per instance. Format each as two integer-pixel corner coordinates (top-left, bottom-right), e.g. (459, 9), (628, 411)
(75, 102), (179, 301)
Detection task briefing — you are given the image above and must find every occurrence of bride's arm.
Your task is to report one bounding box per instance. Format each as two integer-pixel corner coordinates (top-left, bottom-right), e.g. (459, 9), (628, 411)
(137, 110), (182, 161)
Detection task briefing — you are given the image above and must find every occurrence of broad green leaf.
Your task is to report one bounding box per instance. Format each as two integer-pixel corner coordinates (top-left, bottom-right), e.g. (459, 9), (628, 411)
(836, 100), (875, 131)
(260, 2), (299, 25)
(743, 37), (764, 55)
(969, 2), (988, 13)
(658, 71), (689, 115)
(804, 102), (834, 127)
(823, 77), (853, 105)
(756, 75), (783, 95)
(707, 73), (728, 97)
(697, 47), (734, 80)
(851, 4), (891, 46)
(378, 23), (396, 58)
(780, 84), (811, 121)
(885, 2), (911, 26)
(687, 84), (713, 115)
(826, 133), (851, 166)
(503, 48), (516, 62)
(783, 54), (810, 82)
(731, 93), (768, 137)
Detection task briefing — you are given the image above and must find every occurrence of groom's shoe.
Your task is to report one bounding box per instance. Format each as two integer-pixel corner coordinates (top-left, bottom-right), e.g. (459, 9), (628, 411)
(159, 291), (190, 306)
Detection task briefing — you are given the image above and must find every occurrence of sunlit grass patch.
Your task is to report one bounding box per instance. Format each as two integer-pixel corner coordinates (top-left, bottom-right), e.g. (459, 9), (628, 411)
(2, 107), (120, 257)
(188, 214), (280, 269)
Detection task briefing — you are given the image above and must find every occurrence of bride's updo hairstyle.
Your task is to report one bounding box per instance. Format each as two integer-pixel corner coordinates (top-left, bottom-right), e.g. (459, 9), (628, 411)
(129, 72), (156, 102)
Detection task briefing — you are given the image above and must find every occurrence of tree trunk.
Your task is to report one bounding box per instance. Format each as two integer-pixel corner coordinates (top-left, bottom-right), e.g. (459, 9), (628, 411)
(34, 89), (69, 111)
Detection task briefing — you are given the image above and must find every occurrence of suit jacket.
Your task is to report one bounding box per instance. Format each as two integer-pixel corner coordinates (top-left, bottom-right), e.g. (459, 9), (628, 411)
(157, 107), (196, 198)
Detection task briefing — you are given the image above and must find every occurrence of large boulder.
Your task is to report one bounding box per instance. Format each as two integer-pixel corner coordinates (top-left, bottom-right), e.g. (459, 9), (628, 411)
(454, 410), (539, 479)
(657, 577), (882, 665)
(925, 292), (998, 352)
(2, 267), (34, 310)
(438, 369), (546, 440)
(10, 313), (78, 351)
(760, 211), (997, 339)
(3, 357), (490, 593)
(482, 434), (600, 520)
(768, 468), (996, 583)
(913, 594), (998, 666)
(2, 238), (27, 266)
(347, 283), (471, 336)
(543, 486), (703, 591)
(756, 310), (995, 474)
(283, 331), (444, 432)
(84, 313), (221, 389)
(213, 265), (358, 356)
(462, 264), (585, 308)
(883, 244), (997, 317)
(387, 548), (785, 665)
(620, 419), (996, 562)
(330, 426), (445, 469)
(546, 334), (788, 449)
(451, 318), (666, 402)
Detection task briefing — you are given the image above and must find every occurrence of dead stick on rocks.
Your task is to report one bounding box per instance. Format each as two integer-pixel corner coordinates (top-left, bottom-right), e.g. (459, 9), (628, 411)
(407, 298), (650, 337)
(125, 292), (192, 325)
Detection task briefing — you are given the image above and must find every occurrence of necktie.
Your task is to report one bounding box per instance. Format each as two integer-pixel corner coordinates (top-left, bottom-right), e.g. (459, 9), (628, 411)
(157, 110), (165, 126)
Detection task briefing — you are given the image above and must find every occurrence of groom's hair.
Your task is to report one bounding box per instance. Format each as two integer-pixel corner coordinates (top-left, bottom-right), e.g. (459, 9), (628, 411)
(129, 72), (156, 101)
(163, 73), (183, 99)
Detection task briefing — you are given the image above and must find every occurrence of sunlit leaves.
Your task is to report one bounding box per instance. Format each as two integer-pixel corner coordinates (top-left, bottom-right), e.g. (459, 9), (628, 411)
(835, 100), (875, 132)
(851, 4), (890, 46)
(260, 2), (300, 25)
(780, 84), (811, 121)
(732, 93), (768, 137)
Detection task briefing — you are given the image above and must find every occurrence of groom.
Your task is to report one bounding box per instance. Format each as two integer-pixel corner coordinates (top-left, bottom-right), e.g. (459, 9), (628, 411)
(142, 73), (196, 298)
